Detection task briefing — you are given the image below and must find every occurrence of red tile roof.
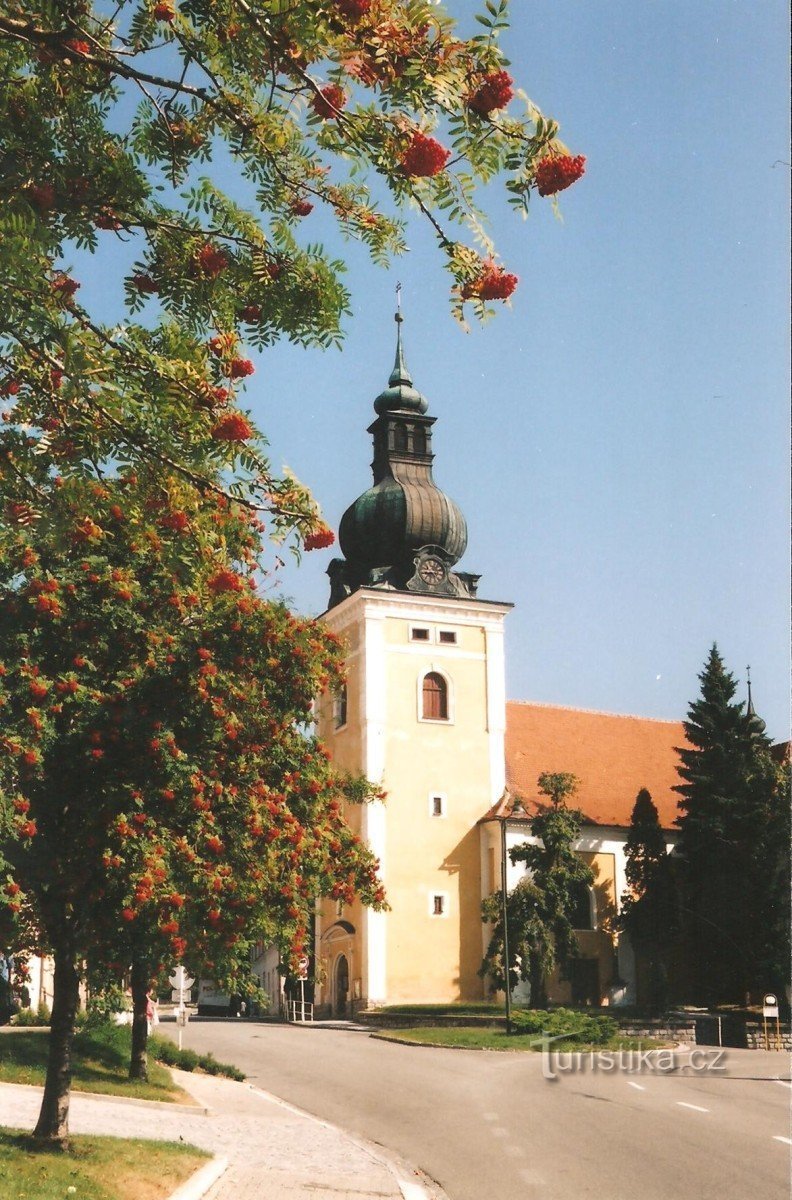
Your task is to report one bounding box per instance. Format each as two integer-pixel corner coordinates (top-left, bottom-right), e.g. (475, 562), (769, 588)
(503, 701), (689, 829)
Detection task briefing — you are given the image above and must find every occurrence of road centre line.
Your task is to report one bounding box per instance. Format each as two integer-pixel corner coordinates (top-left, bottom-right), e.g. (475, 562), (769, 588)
(627, 1082), (646, 1091)
(772, 1137), (792, 1146)
(676, 1102), (710, 1113)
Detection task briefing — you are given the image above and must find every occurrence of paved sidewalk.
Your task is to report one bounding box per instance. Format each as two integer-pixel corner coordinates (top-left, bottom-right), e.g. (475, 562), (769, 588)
(0, 1069), (438, 1200)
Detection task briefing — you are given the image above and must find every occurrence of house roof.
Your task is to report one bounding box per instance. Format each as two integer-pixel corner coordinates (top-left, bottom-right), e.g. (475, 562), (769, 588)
(501, 701), (689, 830)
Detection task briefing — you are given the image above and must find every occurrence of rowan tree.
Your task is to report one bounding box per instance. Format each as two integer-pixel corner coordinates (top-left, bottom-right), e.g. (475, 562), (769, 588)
(0, 0), (584, 1144)
(0, 466), (385, 1134)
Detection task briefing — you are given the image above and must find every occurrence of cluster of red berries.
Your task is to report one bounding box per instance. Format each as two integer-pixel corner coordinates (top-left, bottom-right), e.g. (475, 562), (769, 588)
(64, 39), (91, 58)
(534, 153), (586, 197)
(290, 198), (314, 217)
(304, 527), (335, 551)
(211, 412), (253, 441)
(312, 84), (347, 119)
(158, 510), (189, 532)
(131, 273), (159, 294)
(207, 569), (245, 594)
(228, 357), (255, 379)
(467, 70), (513, 117)
(461, 259), (518, 302)
(27, 183), (55, 211)
(400, 132), (450, 178)
(195, 243), (229, 277)
(52, 273), (80, 300)
(239, 304), (262, 323)
(153, 1), (175, 20)
(95, 208), (122, 230)
(336, 0), (371, 21)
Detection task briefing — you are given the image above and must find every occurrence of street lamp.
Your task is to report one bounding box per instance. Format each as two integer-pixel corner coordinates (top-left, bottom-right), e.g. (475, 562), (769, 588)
(499, 794), (526, 1035)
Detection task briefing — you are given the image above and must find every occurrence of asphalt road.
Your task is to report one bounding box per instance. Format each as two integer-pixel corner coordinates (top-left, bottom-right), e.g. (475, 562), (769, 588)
(162, 1020), (791, 1200)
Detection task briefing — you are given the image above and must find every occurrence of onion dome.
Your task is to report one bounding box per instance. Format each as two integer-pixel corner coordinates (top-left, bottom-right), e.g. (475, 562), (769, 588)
(746, 669), (767, 740)
(329, 307), (476, 607)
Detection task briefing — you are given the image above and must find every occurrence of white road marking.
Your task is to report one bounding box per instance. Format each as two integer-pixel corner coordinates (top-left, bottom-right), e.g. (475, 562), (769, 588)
(676, 1102), (710, 1113)
(772, 1136), (792, 1146)
(627, 1082), (646, 1091)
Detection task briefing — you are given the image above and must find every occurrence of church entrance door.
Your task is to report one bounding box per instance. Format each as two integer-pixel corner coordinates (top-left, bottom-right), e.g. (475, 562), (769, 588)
(334, 954), (349, 1018)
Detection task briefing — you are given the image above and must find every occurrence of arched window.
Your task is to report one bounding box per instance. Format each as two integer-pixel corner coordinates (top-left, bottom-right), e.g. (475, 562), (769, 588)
(393, 422), (408, 452)
(422, 672), (448, 721)
(412, 427), (426, 455)
(571, 882), (596, 931)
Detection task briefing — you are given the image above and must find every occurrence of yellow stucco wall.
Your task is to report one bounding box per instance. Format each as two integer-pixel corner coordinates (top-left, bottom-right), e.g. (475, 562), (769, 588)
(316, 593), (508, 1007)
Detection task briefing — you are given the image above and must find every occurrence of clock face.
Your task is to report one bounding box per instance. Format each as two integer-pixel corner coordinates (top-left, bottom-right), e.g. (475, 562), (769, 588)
(418, 557), (446, 585)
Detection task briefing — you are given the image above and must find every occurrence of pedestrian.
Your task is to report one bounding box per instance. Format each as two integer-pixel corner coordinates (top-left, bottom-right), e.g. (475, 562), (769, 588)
(146, 991), (159, 1036)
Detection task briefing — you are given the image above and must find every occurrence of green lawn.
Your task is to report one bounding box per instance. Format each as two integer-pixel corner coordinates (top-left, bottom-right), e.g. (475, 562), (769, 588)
(0, 1026), (191, 1103)
(0, 1129), (208, 1200)
(374, 1026), (668, 1052)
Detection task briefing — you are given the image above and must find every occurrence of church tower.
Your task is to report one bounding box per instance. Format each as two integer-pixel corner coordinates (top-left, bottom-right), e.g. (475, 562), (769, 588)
(314, 309), (511, 1014)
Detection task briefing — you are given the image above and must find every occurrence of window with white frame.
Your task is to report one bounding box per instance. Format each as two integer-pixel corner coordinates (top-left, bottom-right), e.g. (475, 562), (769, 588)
(410, 626), (431, 642)
(438, 629), (457, 644)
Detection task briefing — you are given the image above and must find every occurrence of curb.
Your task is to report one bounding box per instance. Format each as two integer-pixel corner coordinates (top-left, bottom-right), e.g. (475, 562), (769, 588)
(167, 1155), (228, 1200)
(247, 1083), (452, 1200)
(0, 1079), (209, 1115)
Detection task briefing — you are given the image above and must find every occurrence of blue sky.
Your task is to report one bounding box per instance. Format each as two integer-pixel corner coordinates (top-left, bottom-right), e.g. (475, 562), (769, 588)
(258, 1), (789, 739)
(76, 2), (790, 739)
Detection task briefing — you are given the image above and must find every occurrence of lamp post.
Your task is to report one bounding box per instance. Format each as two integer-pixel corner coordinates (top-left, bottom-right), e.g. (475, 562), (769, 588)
(499, 795), (526, 1035)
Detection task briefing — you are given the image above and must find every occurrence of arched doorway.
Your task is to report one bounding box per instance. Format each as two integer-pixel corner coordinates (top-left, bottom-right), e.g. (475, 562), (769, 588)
(334, 954), (349, 1018)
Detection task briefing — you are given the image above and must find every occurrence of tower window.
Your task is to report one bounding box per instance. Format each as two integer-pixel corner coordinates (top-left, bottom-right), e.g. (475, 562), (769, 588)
(411, 626), (431, 642)
(438, 630), (457, 645)
(430, 794), (446, 818)
(333, 684), (348, 729)
(422, 672), (448, 721)
(393, 422), (408, 453)
(431, 894), (446, 917)
(413, 427), (427, 454)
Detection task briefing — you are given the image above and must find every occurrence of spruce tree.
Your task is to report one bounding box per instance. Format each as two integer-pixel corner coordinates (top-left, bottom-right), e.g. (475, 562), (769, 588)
(675, 645), (778, 1004)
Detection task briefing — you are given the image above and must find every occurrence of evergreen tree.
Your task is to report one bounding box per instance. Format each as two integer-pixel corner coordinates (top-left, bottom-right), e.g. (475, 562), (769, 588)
(618, 788), (678, 1011)
(675, 645), (780, 1003)
(481, 773), (593, 1007)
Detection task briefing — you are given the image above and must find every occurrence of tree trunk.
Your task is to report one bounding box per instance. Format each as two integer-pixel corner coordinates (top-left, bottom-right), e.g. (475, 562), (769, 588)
(33, 946), (80, 1146)
(129, 958), (149, 1081)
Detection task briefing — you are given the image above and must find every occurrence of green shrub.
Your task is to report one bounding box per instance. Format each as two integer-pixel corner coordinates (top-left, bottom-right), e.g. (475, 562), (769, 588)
(509, 1008), (617, 1044)
(12, 1002), (51, 1027)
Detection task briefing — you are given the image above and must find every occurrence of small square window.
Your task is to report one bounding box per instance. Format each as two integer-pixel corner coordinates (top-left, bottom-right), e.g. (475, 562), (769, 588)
(438, 630), (457, 645)
(432, 895), (445, 916)
(430, 794), (445, 817)
(411, 627), (430, 642)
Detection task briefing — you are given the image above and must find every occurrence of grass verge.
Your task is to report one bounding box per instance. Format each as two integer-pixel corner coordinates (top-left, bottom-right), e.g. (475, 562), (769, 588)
(374, 1027), (669, 1052)
(0, 1128), (209, 1200)
(0, 1025), (188, 1102)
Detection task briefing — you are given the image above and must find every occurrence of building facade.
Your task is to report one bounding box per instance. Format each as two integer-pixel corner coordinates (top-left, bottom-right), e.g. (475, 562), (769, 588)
(310, 313), (686, 1015)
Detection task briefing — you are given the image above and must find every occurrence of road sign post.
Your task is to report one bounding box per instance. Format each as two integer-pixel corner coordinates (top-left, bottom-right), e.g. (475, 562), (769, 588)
(762, 993), (780, 1051)
(169, 966), (195, 1051)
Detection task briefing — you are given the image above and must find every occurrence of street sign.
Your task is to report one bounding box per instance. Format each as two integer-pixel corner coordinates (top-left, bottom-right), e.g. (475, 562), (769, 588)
(169, 966), (195, 994)
(297, 957), (309, 980)
(763, 994), (779, 1018)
